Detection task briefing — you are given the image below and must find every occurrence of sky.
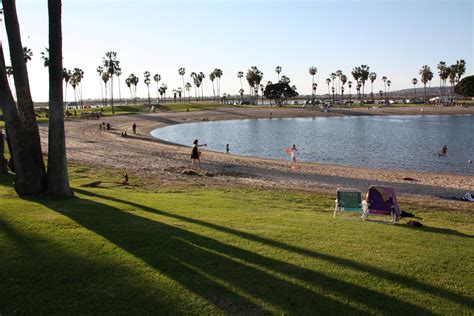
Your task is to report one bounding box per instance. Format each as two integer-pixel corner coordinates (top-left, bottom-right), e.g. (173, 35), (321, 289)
(1, 0), (473, 102)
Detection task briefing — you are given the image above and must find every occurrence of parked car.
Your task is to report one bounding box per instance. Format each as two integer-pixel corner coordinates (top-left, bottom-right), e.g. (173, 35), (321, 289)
(240, 100), (251, 105)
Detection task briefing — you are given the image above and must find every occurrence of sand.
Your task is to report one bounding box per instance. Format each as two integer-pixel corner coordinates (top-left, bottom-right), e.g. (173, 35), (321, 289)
(38, 105), (474, 211)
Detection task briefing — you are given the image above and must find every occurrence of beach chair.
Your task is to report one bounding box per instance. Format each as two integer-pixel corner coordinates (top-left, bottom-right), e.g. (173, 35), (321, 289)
(334, 188), (363, 218)
(362, 185), (401, 224)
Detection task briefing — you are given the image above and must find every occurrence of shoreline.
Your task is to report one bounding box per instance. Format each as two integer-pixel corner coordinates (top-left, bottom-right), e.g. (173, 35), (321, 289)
(38, 105), (474, 208)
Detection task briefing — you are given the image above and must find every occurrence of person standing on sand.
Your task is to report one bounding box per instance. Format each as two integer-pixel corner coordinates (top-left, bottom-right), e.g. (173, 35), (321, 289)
(290, 144), (299, 167)
(132, 123), (137, 134)
(226, 144), (229, 154)
(191, 139), (207, 169)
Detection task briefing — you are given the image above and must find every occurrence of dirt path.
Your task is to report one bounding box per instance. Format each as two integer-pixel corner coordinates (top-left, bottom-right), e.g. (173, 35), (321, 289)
(38, 106), (474, 207)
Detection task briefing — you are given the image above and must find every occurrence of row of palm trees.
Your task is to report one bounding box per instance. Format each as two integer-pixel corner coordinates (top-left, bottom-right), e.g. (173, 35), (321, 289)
(413, 60), (466, 103)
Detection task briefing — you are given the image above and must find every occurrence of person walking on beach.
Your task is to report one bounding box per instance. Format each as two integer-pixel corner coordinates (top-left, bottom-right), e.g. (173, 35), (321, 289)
(226, 144), (229, 154)
(132, 123), (137, 134)
(191, 139), (207, 169)
(290, 144), (299, 168)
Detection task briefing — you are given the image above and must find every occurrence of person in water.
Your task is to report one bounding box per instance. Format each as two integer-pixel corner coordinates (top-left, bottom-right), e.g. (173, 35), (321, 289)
(191, 139), (207, 168)
(441, 145), (448, 155)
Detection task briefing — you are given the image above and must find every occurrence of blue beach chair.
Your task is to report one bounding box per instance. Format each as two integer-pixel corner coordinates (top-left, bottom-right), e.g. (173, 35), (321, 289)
(334, 188), (363, 218)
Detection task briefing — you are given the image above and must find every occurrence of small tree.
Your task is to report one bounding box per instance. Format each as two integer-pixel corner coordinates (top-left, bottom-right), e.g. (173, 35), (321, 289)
(263, 82), (298, 105)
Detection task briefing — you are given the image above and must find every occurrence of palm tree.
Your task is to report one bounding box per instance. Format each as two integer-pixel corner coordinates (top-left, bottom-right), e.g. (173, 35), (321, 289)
(359, 65), (370, 100)
(351, 67), (361, 92)
(330, 73), (336, 95)
(336, 70), (343, 96)
(40, 48), (49, 67)
(102, 51), (120, 114)
(260, 84), (265, 105)
(159, 83), (168, 103)
(340, 74), (347, 102)
(115, 67), (122, 102)
(185, 82), (192, 103)
(239, 88), (244, 102)
(209, 71), (216, 101)
(312, 83), (317, 100)
(280, 75), (290, 84)
(73, 68), (84, 107)
(412, 78), (418, 97)
(448, 64), (457, 102)
(177, 87), (183, 102)
(62, 68), (71, 104)
(131, 74), (139, 103)
(144, 71), (151, 105)
(198, 72), (205, 101)
(96, 66), (104, 106)
(246, 66), (263, 99)
(437, 61), (447, 97)
(275, 66), (282, 82)
(46, 0), (72, 196)
(325, 78), (331, 98)
(153, 74), (161, 100)
(23, 46), (33, 63)
(190, 72), (198, 101)
(368, 72), (376, 100)
(309, 66), (317, 100)
(178, 67), (185, 98)
(381, 76), (387, 100)
(101, 71), (109, 106)
(5, 66), (15, 99)
(348, 81), (352, 102)
(214, 68), (223, 98)
(387, 80), (391, 99)
(419, 65), (433, 104)
(237, 71), (244, 90)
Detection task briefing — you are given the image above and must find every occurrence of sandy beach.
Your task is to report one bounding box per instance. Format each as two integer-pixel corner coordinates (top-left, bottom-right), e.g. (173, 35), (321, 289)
(38, 106), (474, 211)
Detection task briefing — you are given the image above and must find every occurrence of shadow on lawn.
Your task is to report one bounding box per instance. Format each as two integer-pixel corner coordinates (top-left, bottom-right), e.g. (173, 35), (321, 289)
(73, 188), (474, 312)
(31, 189), (447, 314)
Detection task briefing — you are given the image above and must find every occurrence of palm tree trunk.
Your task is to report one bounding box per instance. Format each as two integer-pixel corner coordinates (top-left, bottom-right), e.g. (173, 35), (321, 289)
(424, 84), (427, 104)
(147, 85), (150, 105)
(110, 75), (115, 114)
(46, 0), (72, 197)
(118, 75), (122, 102)
(3, 0), (47, 195)
(99, 76), (104, 106)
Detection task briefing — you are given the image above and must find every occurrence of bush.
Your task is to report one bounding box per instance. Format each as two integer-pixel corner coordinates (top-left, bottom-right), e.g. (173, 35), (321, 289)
(454, 75), (474, 97)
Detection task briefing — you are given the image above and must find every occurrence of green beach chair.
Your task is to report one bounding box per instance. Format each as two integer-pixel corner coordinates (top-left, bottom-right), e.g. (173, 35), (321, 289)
(334, 188), (363, 218)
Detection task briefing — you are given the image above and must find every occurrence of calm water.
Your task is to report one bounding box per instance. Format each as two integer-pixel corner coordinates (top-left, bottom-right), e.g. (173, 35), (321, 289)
(151, 115), (474, 175)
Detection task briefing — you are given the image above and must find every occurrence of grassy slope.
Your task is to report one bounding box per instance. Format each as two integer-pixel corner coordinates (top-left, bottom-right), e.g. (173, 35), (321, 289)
(0, 165), (473, 314)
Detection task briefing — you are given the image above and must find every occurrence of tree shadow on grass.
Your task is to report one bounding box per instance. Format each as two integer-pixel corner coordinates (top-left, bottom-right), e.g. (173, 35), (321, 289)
(0, 218), (194, 315)
(35, 188), (446, 315)
(73, 188), (474, 312)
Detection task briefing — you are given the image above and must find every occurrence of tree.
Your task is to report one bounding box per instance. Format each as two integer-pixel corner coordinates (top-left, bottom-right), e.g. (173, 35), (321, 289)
(63, 68), (71, 103)
(101, 71), (109, 106)
(237, 71), (244, 90)
(325, 78), (331, 97)
(144, 71), (151, 105)
(46, 0), (72, 196)
(246, 66), (263, 102)
(454, 75), (474, 97)
(419, 65), (433, 104)
(153, 73), (161, 100)
(214, 68), (223, 98)
(239, 88), (244, 102)
(115, 67), (122, 102)
(358, 65), (370, 99)
(263, 82), (298, 105)
(23, 46), (33, 63)
(280, 75), (290, 84)
(198, 72), (205, 101)
(40, 48), (49, 67)
(336, 70), (343, 96)
(260, 84), (265, 105)
(159, 83), (168, 102)
(348, 81), (352, 102)
(368, 72), (376, 100)
(96, 66), (104, 106)
(275, 66), (282, 82)
(437, 61), (447, 97)
(412, 78), (418, 97)
(209, 71), (216, 101)
(387, 80), (391, 98)
(185, 82), (192, 103)
(448, 64), (457, 101)
(340, 75), (347, 103)
(178, 67), (185, 99)
(0, 0), (46, 195)
(72, 67), (84, 107)
(309, 66), (317, 99)
(102, 51), (120, 114)
(381, 76), (387, 100)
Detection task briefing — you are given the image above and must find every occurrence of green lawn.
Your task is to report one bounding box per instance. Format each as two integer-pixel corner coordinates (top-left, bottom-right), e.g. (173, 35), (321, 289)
(0, 165), (473, 314)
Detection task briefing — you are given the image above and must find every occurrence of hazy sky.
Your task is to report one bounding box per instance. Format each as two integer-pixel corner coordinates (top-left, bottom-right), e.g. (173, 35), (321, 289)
(1, 0), (473, 101)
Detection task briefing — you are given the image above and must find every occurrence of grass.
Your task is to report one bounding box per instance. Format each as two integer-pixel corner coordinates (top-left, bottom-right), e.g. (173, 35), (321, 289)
(0, 165), (473, 314)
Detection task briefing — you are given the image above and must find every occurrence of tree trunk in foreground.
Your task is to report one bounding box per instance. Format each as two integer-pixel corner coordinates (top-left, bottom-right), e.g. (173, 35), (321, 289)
(46, 0), (73, 197)
(2, 0), (46, 196)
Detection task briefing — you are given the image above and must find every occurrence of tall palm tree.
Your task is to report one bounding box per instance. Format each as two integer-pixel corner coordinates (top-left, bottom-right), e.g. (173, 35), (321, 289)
(23, 46), (33, 63)
(260, 84), (265, 105)
(185, 82), (192, 103)
(131, 74), (139, 103)
(237, 71), (244, 90)
(101, 71), (109, 106)
(46, 0), (72, 196)
(351, 67), (361, 89)
(209, 71), (216, 101)
(326, 78), (331, 97)
(177, 87), (183, 102)
(437, 61), (447, 97)
(275, 66), (282, 82)
(40, 48), (49, 67)
(330, 72), (336, 93)
(359, 65), (370, 99)
(246, 66), (263, 99)
(381, 76), (387, 100)
(419, 65), (433, 104)
(412, 78), (418, 97)
(368, 72), (376, 100)
(448, 64), (457, 101)
(309, 66), (317, 100)
(159, 83), (168, 103)
(455, 59), (466, 82)
(178, 67), (185, 98)
(73, 67), (84, 108)
(62, 68), (71, 104)
(153, 74), (161, 100)
(312, 83), (318, 100)
(386, 80), (391, 99)
(336, 70), (343, 96)
(102, 51), (120, 114)
(214, 68), (223, 98)
(340, 74), (347, 103)
(144, 71), (151, 105)
(96, 66), (104, 106)
(348, 81), (352, 102)
(198, 72), (205, 101)
(190, 72), (198, 101)
(5, 66), (15, 99)
(239, 88), (244, 102)
(115, 67), (122, 102)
